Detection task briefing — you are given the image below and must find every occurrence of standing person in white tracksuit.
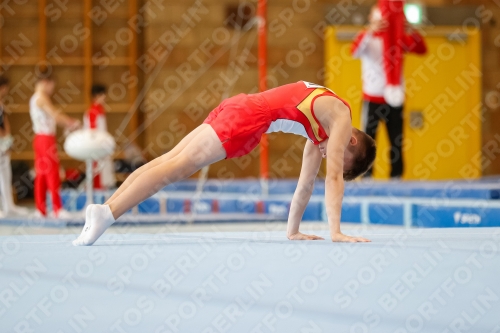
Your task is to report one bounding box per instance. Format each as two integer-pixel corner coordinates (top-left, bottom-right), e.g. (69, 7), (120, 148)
(0, 76), (29, 217)
(351, 5), (427, 178)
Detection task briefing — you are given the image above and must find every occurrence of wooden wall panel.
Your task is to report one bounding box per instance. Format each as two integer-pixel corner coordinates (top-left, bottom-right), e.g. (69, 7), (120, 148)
(2, 19), (41, 58)
(3, 0), (39, 17)
(2, 0), (140, 166)
(47, 20), (85, 58)
(92, 19), (131, 58)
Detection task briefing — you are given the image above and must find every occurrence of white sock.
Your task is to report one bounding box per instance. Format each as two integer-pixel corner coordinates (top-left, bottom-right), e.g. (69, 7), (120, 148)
(72, 204), (115, 246)
(72, 206), (90, 245)
(78, 205), (93, 236)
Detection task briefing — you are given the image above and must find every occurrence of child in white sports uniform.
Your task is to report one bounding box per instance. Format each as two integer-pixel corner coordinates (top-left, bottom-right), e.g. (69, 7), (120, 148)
(0, 76), (29, 216)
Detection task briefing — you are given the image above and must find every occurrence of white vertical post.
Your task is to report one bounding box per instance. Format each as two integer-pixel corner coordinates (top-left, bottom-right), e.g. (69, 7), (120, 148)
(361, 199), (370, 225)
(403, 200), (412, 228)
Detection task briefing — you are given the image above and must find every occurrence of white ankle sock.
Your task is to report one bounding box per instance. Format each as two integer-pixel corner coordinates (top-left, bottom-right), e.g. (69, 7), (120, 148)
(72, 204), (115, 246)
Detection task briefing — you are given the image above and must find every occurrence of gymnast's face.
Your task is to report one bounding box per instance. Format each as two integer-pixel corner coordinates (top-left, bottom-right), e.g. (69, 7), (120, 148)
(94, 93), (106, 105)
(44, 80), (56, 95)
(369, 6), (382, 24)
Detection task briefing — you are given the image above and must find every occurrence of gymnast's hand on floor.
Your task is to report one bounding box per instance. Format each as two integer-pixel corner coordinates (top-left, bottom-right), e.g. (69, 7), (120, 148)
(331, 232), (371, 243)
(287, 232), (324, 241)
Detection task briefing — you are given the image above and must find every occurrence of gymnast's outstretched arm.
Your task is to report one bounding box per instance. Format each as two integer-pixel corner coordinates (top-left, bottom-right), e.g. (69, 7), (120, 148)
(324, 114), (371, 243)
(287, 140), (324, 241)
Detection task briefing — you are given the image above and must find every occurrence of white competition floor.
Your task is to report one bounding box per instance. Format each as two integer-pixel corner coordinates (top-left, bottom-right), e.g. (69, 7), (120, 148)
(1, 224), (499, 332)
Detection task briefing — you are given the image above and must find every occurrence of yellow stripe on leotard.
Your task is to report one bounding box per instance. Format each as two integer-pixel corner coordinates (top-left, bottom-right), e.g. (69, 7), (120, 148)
(295, 88), (328, 142)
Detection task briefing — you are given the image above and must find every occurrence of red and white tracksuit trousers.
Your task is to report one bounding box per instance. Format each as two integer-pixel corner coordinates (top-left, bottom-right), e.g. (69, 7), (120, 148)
(33, 134), (62, 215)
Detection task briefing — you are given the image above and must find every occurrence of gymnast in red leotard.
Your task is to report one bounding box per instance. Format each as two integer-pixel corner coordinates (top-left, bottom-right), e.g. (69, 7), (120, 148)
(74, 81), (376, 246)
(205, 81), (353, 158)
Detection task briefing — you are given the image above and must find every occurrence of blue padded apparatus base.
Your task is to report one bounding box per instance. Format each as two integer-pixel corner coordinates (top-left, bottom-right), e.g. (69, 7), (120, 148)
(162, 179), (500, 200)
(51, 178), (500, 228)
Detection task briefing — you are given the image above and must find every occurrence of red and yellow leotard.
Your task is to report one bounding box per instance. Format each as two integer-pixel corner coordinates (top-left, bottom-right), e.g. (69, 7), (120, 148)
(204, 81), (351, 158)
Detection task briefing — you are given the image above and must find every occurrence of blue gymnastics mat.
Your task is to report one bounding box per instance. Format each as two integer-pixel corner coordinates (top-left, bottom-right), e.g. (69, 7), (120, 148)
(1, 227), (499, 332)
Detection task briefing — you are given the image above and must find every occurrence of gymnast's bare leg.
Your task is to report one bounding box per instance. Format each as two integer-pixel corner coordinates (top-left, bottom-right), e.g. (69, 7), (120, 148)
(72, 124), (225, 246)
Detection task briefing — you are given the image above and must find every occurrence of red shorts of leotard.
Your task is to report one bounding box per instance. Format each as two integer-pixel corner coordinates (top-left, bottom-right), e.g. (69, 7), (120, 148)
(203, 94), (272, 158)
(204, 93), (271, 159)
